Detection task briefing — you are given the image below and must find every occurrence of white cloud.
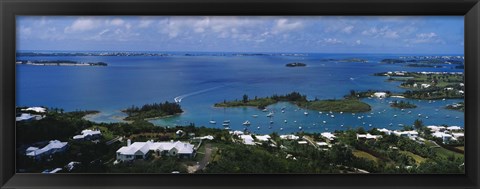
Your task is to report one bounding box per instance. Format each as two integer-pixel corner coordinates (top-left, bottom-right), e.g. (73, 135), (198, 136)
(319, 38), (343, 45)
(417, 32), (437, 39)
(341, 25), (354, 34)
(109, 18), (125, 26)
(98, 29), (110, 36)
(355, 40), (361, 45)
(404, 32), (445, 45)
(272, 19), (303, 34)
(361, 26), (399, 39)
(19, 26), (32, 36)
(64, 17), (99, 33)
(138, 19), (153, 28)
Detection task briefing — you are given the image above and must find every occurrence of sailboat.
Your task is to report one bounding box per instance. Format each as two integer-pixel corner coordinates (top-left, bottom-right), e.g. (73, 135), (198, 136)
(266, 112), (274, 117)
(243, 120), (251, 126)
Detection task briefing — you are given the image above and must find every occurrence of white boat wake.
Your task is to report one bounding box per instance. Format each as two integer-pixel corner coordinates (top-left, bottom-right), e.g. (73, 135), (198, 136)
(174, 85), (227, 103)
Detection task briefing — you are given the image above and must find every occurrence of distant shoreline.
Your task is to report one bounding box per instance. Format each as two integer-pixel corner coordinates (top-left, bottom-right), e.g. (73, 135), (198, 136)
(16, 60), (108, 67)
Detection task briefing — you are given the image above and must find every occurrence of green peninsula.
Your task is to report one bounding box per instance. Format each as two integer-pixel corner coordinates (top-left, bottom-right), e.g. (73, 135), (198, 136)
(215, 92), (371, 113)
(123, 101), (183, 121)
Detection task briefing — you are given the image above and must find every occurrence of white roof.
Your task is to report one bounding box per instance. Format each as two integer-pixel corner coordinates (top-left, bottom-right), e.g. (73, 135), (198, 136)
(23, 107), (46, 113)
(26, 140), (68, 157)
(48, 168), (63, 173)
(16, 113), (34, 121)
(73, 129), (101, 139)
(373, 92), (387, 98)
(321, 132), (336, 140)
(229, 130), (244, 136)
(452, 133), (464, 138)
(117, 141), (195, 155)
(280, 135), (299, 140)
(298, 141), (308, 144)
(447, 126), (462, 131)
(357, 133), (382, 139)
(255, 135), (271, 142)
(66, 161), (80, 171)
(316, 142), (328, 146)
(194, 135), (214, 140)
(240, 135), (255, 145)
(378, 128), (391, 133)
(432, 132), (452, 138)
(394, 130), (418, 136)
(26, 146), (39, 152)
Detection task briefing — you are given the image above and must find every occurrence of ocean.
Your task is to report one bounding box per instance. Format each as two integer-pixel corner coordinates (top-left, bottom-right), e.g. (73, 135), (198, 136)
(16, 53), (465, 134)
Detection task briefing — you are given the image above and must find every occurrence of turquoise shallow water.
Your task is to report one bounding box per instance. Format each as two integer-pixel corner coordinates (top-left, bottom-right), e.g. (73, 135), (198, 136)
(16, 53), (464, 134)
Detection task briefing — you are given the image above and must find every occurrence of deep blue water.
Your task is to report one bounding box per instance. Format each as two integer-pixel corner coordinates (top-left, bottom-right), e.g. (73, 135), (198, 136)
(16, 53), (464, 134)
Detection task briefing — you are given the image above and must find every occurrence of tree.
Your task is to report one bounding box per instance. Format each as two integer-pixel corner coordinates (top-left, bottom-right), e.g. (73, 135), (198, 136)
(414, 119), (424, 130)
(242, 94), (249, 103)
(350, 90), (356, 98)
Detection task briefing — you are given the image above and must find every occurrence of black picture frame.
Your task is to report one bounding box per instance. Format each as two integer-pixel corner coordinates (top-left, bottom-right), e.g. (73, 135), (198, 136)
(1, 0), (479, 188)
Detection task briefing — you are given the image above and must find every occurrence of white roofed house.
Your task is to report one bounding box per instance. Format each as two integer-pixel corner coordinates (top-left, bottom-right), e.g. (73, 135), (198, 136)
(427, 126), (446, 132)
(321, 132), (336, 141)
(16, 113), (36, 122)
(432, 132), (453, 143)
(373, 92), (387, 98)
(25, 140), (69, 160)
(72, 129), (102, 141)
(356, 133), (382, 140)
(116, 140), (196, 162)
(22, 107), (47, 113)
(393, 130), (418, 138)
(378, 128), (392, 135)
(446, 126), (462, 132)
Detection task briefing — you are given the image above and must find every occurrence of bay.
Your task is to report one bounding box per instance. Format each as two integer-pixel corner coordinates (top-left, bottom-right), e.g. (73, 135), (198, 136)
(16, 53), (464, 134)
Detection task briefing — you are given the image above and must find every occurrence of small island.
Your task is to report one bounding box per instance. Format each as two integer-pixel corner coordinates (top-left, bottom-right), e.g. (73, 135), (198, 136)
(285, 62), (306, 67)
(123, 101), (183, 121)
(16, 60), (108, 66)
(446, 102), (464, 112)
(390, 100), (417, 109)
(215, 92), (371, 113)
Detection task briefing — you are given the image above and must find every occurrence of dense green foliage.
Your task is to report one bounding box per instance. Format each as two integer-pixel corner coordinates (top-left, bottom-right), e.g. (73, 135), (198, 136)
(123, 101), (183, 121)
(215, 92), (306, 109)
(215, 91), (370, 113)
(16, 110), (96, 144)
(285, 62), (306, 67)
(390, 100), (417, 109)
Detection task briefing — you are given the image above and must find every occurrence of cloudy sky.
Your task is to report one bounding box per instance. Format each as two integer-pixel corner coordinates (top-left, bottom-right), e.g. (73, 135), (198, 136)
(17, 16), (464, 54)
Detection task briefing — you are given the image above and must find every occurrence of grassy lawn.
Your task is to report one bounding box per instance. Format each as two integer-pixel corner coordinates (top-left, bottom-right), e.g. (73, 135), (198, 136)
(89, 126), (115, 141)
(433, 146), (464, 159)
(352, 149), (379, 162)
(455, 146), (465, 152)
(424, 141), (463, 159)
(400, 151), (426, 165)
